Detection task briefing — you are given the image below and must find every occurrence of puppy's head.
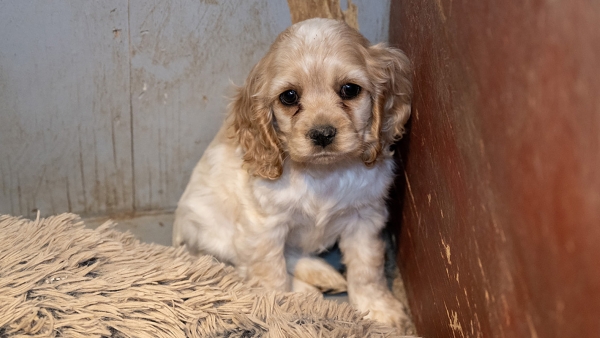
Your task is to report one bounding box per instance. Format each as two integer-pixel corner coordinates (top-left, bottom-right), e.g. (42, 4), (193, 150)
(232, 18), (412, 179)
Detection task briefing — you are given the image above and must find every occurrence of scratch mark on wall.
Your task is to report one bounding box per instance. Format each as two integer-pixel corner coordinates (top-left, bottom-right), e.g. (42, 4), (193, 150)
(65, 177), (72, 212)
(16, 173), (22, 215)
(472, 312), (483, 338)
(435, 0), (447, 23)
(442, 238), (452, 264)
(147, 163), (153, 207)
(500, 294), (510, 326)
(111, 110), (118, 167)
(404, 170), (422, 226)
(444, 302), (465, 337)
(77, 129), (88, 212)
(525, 313), (539, 338)
(491, 215), (507, 242)
(93, 131), (100, 212)
(449, 310), (464, 336)
(0, 166), (5, 195)
(138, 82), (147, 99)
(157, 129), (163, 202)
(477, 257), (486, 280)
(287, 0), (359, 30)
(7, 160), (15, 214)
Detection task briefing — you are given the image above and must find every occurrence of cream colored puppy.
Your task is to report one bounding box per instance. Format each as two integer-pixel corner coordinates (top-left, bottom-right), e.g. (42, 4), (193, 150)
(173, 18), (412, 329)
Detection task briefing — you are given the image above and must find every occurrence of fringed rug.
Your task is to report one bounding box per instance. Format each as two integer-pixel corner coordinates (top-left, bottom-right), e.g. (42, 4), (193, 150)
(0, 213), (407, 337)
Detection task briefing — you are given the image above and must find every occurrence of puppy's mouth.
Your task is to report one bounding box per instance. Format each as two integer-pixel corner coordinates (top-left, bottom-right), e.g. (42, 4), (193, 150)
(288, 149), (351, 165)
(304, 151), (348, 164)
(311, 152), (337, 162)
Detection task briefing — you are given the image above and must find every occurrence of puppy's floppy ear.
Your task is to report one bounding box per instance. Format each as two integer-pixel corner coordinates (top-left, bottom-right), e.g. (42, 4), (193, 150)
(362, 44), (412, 165)
(231, 57), (284, 180)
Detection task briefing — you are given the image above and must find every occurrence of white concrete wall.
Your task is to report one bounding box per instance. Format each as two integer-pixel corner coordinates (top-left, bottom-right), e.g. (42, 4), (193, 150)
(0, 0), (391, 218)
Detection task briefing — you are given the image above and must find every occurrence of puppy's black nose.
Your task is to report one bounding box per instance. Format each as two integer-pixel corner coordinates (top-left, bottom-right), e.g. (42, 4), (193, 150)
(308, 125), (337, 148)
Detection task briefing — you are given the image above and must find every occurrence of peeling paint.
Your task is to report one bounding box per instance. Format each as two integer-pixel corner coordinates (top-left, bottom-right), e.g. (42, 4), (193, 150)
(442, 238), (452, 265)
(449, 311), (464, 335)
(445, 304), (464, 337)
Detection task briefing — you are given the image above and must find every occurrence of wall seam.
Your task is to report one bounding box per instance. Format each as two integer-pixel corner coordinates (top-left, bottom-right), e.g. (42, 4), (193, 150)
(127, 0), (136, 212)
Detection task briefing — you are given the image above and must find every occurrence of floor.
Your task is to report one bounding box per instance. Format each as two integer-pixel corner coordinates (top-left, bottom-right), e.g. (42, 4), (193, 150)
(85, 212), (175, 246)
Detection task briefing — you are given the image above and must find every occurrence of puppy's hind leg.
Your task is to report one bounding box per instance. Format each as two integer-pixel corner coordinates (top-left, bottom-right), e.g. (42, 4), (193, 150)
(289, 274), (322, 295)
(285, 248), (347, 294)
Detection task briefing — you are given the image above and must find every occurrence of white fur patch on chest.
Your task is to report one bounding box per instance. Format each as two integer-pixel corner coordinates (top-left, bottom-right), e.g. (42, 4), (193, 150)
(251, 159), (395, 251)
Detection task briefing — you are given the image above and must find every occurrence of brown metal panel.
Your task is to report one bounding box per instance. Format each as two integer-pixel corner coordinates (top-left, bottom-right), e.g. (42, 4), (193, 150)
(389, 0), (600, 337)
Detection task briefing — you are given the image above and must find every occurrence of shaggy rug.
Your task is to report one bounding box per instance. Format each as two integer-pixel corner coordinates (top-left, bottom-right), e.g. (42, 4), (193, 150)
(0, 213), (408, 337)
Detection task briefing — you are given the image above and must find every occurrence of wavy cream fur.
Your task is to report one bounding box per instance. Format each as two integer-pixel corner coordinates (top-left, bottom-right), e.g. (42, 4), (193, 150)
(173, 18), (412, 329)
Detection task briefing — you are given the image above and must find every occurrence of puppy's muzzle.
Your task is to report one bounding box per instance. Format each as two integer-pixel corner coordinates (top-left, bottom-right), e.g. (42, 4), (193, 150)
(307, 125), (337, 148)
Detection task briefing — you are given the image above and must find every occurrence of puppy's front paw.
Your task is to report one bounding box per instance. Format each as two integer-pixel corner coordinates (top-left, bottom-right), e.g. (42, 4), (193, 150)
(363, 297), (413, 334)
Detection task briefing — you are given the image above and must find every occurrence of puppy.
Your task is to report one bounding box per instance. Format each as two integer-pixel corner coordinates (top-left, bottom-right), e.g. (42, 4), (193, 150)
(173, 18), (412, 329)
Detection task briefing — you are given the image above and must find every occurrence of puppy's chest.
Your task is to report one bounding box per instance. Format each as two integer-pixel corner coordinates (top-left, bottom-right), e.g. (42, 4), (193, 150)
(252, 161), (392, 228)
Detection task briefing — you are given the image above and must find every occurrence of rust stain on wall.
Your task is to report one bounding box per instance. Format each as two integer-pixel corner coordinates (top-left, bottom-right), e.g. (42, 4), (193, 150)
(287, 0), (359, 30)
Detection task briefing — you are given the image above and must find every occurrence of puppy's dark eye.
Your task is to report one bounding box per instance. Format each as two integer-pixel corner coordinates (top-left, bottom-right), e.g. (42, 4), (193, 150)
(339, 83), (361, 100)
(279, 90), (299, 106)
